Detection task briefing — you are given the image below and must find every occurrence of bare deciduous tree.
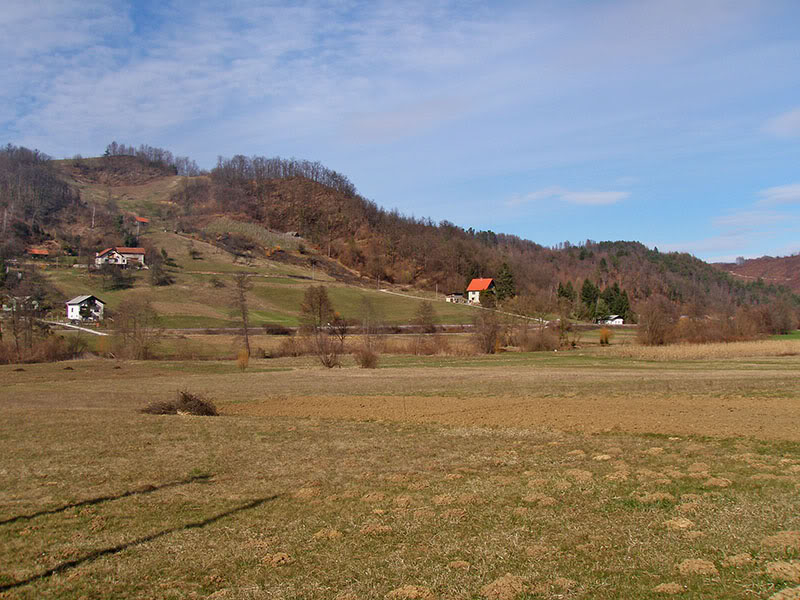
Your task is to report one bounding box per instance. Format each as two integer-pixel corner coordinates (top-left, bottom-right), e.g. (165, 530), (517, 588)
(233, 273), (252, 356)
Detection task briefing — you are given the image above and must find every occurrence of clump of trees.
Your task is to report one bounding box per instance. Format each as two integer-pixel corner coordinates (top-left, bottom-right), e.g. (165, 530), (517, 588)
(104, 141), (202, 176)
(637, 294), (798, 345)
(111, 296), (162, 359)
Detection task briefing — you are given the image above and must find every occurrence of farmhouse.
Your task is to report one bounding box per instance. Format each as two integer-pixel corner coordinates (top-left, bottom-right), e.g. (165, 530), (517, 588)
(66, 295), (105, 321)
(466, 278), (495, 305)
(597, 314), (624, 325)
(95, 247), (146, 267)
(28, 248), (50, 259)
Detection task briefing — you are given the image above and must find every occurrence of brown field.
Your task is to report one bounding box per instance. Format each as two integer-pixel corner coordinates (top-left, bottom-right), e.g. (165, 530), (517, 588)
(1, 344), (799, 599)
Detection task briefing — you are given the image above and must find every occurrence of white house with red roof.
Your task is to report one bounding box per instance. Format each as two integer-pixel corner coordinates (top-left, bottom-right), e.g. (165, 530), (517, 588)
(466, 278), (495, 304)
(95, 247), (146, 267)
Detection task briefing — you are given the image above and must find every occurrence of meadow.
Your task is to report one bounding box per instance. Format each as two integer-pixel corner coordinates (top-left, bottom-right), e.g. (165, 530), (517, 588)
(1, 342), (799, 599)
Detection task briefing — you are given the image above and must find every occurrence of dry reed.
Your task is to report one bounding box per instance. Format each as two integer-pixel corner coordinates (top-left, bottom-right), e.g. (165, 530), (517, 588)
(605, 338), (800, 361)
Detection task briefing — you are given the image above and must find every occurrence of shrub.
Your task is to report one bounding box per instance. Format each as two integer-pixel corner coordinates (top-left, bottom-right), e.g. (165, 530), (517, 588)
(473, 311), (500, 354)
(637, 295), (677, 346)
(141, 390), (218, 416)
(354, 346), (379, 368)
(599, 328), (613, 346)
(276, 335), (305, 357)
(237, 348), (249, 371)
(520, 326), (559, 351)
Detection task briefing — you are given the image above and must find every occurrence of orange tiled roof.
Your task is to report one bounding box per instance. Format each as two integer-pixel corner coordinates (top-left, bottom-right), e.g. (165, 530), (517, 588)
(97, 247), (145, 256)
(135, 216), (149, 223)
(28, 248), (49, 255)
(467, 278), (494, 292)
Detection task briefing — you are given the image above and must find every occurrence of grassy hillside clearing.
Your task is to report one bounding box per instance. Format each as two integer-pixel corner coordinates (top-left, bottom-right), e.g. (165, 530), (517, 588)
(1, 351), (799, 599)
(40, 229), (477, 328)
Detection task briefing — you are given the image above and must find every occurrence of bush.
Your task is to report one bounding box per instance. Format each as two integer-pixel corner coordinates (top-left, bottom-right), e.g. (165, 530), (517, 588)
(276, 335), (305, 357)
(473, 311), (500, 354)
(599, 328), (613, 346)
(141, 390), (218, 416)
(637, 295), (677, 346)
(353, 346), (379, 368)
(237, 348), (249, 371)
(520, 326), (559, 351)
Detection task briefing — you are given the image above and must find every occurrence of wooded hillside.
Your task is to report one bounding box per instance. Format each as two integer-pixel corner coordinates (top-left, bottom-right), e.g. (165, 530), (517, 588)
(1, 143), (797, 322)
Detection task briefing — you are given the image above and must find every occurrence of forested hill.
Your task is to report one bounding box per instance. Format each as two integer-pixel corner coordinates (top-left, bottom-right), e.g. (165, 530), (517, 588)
(1, 143), (796, 318)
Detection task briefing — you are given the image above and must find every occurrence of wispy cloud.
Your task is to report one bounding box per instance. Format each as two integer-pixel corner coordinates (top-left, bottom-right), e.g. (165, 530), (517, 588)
(508, 186), (630, 208)
(763, 107), (800, 138)
(757, 183), (800, 205)
(712, 209), (794, 228)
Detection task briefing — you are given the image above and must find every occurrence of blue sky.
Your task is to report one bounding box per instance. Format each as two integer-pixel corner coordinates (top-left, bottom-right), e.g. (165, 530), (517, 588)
(2, 0), (799, 262)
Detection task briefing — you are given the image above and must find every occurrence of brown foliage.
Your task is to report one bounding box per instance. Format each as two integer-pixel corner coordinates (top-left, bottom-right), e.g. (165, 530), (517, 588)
(353, 345), (379, 368)
(473, 311), (501, 354)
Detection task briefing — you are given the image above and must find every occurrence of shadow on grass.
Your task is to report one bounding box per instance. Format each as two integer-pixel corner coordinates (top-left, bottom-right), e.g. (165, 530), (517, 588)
(0, 474), (213, 526)
(0, 495), (279, 592)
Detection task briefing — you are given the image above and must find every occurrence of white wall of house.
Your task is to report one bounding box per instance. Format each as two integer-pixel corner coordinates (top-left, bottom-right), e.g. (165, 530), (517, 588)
(66, 299), (105, 321)
(95, 251), (126, 266)
(468, 290), (481, 304)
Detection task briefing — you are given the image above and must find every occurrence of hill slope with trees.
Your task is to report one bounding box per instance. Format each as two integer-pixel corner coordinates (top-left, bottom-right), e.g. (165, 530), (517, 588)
(1, 142), (797, 328)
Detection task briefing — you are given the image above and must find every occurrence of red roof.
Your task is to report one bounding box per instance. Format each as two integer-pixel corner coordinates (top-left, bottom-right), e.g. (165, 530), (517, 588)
(135, 216), (149, 223)
(28, 248), (49, 256)
(467, 278), (494, 292)
(97, 246), (145, 257)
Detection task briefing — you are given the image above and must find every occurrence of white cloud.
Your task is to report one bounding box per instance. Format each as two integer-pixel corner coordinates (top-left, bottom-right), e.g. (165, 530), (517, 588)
(712, 209), (794, 228)
(763, 107), (800, 138)
(508, 186), (630, 208)
(757, 183), (800, 205)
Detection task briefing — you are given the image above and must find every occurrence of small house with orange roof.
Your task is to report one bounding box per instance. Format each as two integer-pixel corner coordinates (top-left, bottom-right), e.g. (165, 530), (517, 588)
(466, 278), (495, 305)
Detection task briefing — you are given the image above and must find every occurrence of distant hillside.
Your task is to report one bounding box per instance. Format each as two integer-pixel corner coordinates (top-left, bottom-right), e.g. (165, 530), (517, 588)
(715, 255), (800, 293)
(1, 144), (797, 324)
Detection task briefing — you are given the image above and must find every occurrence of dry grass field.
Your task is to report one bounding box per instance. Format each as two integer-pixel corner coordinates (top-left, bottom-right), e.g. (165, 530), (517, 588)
(2, 344), (800, 599)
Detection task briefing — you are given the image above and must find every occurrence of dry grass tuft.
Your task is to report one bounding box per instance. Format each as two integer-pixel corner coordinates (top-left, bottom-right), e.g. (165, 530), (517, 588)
(763, 531), (800, 553)
(677, 559), (718, 576)
(480, 574), (527, 600)
(770, 587), (800, 600)
(767, 562), (800, 583)
(722, 554), (754, 567)
(652, 582), (685, 594)
(385, 585), (434, 600)
(664, 517), (695, 531)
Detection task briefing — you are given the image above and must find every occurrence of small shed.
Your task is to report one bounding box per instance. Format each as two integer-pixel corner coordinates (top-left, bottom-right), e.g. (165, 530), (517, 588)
(445, 292), (465, 303)
(466, 278), (495, 304)
(66, 295), (105, 321)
